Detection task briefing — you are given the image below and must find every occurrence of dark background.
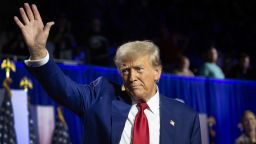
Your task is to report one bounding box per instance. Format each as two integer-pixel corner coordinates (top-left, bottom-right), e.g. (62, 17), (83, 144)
(1, 0), (256, 71)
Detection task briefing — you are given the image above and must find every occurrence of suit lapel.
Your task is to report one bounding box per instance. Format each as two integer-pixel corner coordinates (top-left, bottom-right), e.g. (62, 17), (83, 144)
(160, 96), (177, 144)
(111, 92), (132, 144)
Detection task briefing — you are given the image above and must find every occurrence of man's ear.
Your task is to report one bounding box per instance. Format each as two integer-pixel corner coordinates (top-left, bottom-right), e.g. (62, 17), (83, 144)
(154, 66), (162, 81)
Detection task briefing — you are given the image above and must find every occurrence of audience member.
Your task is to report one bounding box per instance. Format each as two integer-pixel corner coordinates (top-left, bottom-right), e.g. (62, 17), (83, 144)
(156, 23), (180, 66)
(208, 116), (216, 144)
(235, 110), (256, 144)
(199, 46), (225, 79)
(86, 17), (109, 66)
(222, 54), (234, 78)
(53, 15), (77, 60)
(228, 53), (255, 80)
(2, 34), (28, 56)
(173, 55), (194, 77)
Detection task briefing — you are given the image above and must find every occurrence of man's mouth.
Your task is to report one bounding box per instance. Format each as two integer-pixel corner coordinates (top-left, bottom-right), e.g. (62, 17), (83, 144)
(129, 85), (142, 89)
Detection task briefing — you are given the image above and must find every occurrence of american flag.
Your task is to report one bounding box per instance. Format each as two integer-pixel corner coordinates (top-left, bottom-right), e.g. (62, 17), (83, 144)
(51, 118), (72, 144)
(0, 89), (17, 144)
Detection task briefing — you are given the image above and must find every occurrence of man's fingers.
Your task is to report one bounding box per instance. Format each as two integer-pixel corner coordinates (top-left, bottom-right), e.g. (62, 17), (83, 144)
(19, 8), (29, 24)
(14, 16), (24, 29)
(32, 4), (42, 22)
(24, 3), (35, 21)
(43, 22), (55, 35)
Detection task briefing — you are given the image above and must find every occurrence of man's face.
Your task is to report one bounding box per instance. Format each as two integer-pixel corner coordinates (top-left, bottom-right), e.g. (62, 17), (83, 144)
(119, 56), (161, 101)
(208, 48), (218, 63)
(181, 57), (190, 69)
(241, 57), (250, 69)
(243, 112), (256, 132)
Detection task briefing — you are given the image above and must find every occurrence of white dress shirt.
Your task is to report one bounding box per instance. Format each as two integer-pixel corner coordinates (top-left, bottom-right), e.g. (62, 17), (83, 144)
(120, 91), (160, 144)
(24, 53), (161, 144)
(24, 53), (49, 67)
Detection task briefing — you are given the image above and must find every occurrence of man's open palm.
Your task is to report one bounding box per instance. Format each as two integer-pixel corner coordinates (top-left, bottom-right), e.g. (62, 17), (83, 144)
(14, 3), (54, 59)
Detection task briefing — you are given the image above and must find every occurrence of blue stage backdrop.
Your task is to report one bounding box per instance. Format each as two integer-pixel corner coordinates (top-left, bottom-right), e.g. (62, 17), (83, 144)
(1, 61), (256, 144)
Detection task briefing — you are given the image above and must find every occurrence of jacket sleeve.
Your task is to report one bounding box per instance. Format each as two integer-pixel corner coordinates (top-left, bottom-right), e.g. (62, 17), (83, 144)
(26, 56), (100, 116)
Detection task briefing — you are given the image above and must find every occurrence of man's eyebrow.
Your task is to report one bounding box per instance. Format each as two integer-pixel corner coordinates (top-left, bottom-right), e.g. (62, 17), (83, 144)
(134, 65), (143, 68)
(120, 65), (128, 68)
(119, 64), (144, 69)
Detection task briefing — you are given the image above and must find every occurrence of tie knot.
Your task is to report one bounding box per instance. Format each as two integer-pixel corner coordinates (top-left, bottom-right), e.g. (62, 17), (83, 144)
(138, 102), (148, 111)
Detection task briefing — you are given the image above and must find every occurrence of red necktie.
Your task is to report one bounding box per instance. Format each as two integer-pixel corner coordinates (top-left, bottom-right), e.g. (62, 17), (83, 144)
(132, 102), (149, 144)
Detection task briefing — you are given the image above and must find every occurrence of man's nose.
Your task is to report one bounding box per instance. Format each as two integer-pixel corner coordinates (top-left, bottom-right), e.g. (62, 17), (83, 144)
(129, 69), (137, 82)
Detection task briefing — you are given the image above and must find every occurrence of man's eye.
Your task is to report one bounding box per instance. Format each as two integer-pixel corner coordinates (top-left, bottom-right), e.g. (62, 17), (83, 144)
(121, 69), (129, 75)
(136, 67), (143, 73)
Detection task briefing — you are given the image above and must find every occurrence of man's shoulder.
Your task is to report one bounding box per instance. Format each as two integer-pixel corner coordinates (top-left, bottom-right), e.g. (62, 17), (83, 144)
(90, 76), (122, 94)
(201, 62), (210, 68)
(91, 76), (120, 87)
(160, 95), (198, 115)
(235, 134), (250, 144)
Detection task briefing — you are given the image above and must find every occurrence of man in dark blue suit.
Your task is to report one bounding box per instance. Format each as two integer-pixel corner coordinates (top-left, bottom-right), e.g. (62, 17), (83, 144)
(14, 3), (201, 144)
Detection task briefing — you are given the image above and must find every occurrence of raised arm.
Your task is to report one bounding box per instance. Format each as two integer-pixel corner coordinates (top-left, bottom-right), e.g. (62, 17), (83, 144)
(13, 3), (84, 115)
(14, 3), (54, 60)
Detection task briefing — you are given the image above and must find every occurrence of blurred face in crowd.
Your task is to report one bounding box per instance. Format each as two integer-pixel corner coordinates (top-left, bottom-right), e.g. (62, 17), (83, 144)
(119, 55), (161, 102)
(180, 56), (190, 70)
(208, 47), (218, 63)
(242, 111), (256, 133)
(92, 18), (102, 33)
(241, 56), (250, 69)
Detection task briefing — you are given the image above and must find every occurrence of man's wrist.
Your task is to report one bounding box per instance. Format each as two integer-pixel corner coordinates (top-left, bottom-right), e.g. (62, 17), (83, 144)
(29, 49), (48, 60)
(24, 51), (49, 67)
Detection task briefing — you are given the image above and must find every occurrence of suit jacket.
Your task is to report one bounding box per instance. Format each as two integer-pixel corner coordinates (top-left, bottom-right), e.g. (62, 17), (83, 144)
(27, 57), (201, 144)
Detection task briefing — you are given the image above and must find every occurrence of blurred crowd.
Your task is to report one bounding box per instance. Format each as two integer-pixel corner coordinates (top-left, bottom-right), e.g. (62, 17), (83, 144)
(0, 0), (255, 81)
(236, 110), (256, 144)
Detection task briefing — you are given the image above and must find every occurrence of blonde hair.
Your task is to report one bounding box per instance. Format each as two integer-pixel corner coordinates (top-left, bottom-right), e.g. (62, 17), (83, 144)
(114, 40), (162, 69)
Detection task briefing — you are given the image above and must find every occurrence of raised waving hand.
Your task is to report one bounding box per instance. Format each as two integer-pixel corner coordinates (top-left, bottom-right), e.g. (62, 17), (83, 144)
(14, 3), (54, 60)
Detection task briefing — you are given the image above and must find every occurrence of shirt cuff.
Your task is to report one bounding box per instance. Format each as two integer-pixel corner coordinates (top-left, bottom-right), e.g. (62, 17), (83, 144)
(24, 53), (49, 67)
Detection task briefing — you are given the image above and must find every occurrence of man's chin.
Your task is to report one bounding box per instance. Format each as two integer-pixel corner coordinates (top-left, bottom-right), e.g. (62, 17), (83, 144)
(131, 92), (145, 101)
(126, 88), (145, 99)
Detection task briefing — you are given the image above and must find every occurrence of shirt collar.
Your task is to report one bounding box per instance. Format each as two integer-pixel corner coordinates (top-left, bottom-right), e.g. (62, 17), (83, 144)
(146, 87), (160, 114)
